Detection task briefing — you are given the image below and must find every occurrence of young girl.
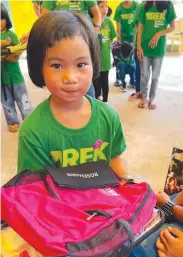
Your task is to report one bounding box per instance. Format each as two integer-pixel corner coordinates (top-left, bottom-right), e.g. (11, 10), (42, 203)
(18, 10), (128, 183)
(94, 0), (117, 102)
(137, 0), (176, 109)
(128, 2), (143, 101)
(1, 4), (33, 133)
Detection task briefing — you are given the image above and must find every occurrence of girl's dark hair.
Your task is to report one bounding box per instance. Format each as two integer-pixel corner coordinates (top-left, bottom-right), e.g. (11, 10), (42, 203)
(89, 1), (112, 18)
(1, 3), (12, 29)
(27, 10), (100, 87)
(98, 1), (112, 17)
(144, 1), (170, 13)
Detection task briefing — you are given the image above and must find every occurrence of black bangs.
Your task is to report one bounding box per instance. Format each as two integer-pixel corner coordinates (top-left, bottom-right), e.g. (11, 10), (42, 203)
(44, 14), (89, 48)
(1, 3), (12, 29)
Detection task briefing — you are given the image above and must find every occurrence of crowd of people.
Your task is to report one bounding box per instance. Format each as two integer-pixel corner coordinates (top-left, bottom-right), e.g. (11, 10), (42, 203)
(1, 1), (182, 257)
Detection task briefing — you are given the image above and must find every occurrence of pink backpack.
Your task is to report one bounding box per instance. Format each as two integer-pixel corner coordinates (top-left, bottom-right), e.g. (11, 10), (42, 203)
(1, 161), (158, 257)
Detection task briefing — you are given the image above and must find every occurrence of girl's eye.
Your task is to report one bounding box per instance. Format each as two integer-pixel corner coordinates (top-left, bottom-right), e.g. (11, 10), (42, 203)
(77, 63), (86, 68)
(51, 64), (62, 69)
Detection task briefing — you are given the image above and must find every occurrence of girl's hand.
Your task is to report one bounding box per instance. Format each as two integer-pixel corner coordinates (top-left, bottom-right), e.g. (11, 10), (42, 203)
(156, 227), (183, 257)
(94, 25), (101, 36)
(137, 46), (143, 61)
(20, 33), (29, 44)
(2, 37), (11, 46)
(6, 54), (19, 62)
(155, 191), (170, 207)
(149, 33), (160, 49)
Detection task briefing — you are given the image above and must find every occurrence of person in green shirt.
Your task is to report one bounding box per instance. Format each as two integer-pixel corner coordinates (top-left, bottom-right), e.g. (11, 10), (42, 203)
(94, 0), (117, 102)
(1, 4), (33, 133)
(41, 0), (101, 35)
(128, 2), (143, 101)
(114, 0), (138, 43)
(18, 10), (129, 186)
(113, 0), (137, 87)
(137, 0), (176, 109)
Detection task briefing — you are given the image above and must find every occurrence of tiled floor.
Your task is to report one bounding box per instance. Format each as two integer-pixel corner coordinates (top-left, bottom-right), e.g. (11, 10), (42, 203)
(1, 54), (183, 191)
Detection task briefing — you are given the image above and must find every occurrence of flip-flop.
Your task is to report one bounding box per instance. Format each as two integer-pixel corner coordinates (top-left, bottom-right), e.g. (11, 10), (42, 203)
(8, 124), (19, 133)
(138, 100), (148, 109)
(128, 93), (141, 101)
(148, 103), (157, 110)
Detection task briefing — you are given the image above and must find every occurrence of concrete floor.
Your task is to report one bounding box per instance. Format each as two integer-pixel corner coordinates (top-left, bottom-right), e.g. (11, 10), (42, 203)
(1, 55), (183, 191)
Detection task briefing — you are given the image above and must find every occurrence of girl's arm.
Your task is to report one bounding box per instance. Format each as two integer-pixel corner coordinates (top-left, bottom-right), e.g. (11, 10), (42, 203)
(0, 37), (11, 48)
(116, 22), (121, 42)
(137, 23), (144, 61)
(40, 7), (49, 16)
(89, 5), (102, 35)
(156, 191), (183, 223)
(33, 2), (40, 17)
(149, 21), (175, 49)
(110, 156), (128, 184)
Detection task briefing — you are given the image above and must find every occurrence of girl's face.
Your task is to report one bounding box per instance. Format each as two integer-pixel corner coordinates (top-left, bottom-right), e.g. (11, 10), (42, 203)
(0, 19), (6, 31)
(42, 36), (93, 103)
(98, 1), (108, 18)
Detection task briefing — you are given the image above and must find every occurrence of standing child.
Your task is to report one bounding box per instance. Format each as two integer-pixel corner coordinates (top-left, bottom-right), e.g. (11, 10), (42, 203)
(18, 10), (129, 184)
(114, 41), (136, 92)
(94, 0), (117, 102)
(137, 0), (176, 109)
(1, 4), (33, 133)
(113, 0), (137, 88)
(128, 2), (142, 101)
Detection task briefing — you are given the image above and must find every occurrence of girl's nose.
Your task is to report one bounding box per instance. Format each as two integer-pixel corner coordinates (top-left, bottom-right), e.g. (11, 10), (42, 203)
(62, 71), (78, 84)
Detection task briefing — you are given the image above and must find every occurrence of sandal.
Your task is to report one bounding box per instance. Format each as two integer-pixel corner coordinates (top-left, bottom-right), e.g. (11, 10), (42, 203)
(128, 93), (141, 101)
(148, 102), (157, 110)
(138, 100), (148, 109)
(8, 123), (19, 133)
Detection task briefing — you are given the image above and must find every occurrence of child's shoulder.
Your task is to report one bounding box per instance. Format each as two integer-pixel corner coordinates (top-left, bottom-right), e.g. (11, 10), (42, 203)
(90, 97), (120, 120)
(104, 17), (113, 25)
(19, 98), (49, 136)
(5, 29), (17, 37)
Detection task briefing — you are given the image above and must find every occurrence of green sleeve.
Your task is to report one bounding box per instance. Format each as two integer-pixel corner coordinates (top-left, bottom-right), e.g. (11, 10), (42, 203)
(42, 0), (55, 10)
(110, 20), (117, 40)
(85, 0), (97, 9)
(18, 135), (54, 173)
(137, 4), (145, 25)
(9, 31), (19, 45)
(111, 114), (126, 158)
(134, 4), (141, 25)
(113, 4), (121, 23)
(166, 2), (177, 25)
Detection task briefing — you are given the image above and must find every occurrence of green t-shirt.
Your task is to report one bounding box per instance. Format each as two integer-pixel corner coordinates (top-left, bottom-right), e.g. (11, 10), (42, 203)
(114, 1), (137, 43)
(1, 30), (24, 85)
(138, 2), (176, 57)
(42, 0), (96, 16)
(18, 96), (126, 173)
(100, 18), (117, 72)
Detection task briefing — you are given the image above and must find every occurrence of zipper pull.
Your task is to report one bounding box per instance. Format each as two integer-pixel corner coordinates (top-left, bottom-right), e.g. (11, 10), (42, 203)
(86, 212), (97, 221)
